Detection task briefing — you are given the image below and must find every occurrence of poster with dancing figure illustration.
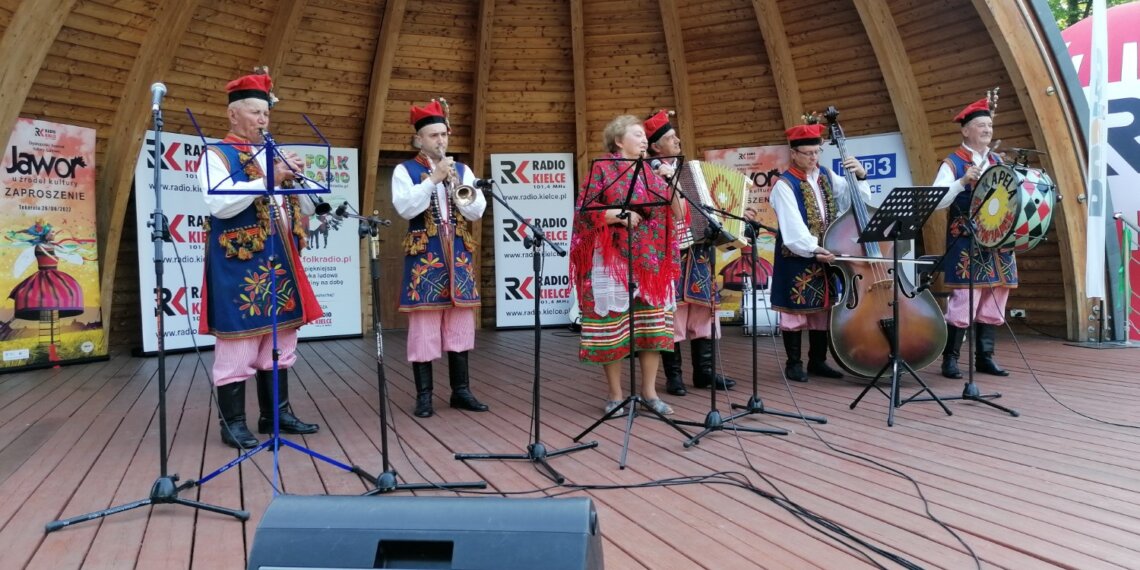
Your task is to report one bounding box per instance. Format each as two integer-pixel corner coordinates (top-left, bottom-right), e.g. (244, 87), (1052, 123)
(1, 118), (107, 369)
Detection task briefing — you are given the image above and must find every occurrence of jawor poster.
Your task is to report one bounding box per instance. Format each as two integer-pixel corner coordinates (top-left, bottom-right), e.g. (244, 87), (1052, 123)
(0, 118), (107, 370)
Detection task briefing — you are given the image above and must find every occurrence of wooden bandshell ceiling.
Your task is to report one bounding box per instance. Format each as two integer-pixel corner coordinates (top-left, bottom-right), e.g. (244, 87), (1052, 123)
(0, 0), (1091, 342)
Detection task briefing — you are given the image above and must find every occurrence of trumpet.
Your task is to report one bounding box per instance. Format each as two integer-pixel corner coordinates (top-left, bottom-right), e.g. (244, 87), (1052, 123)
(430, 156), (476, 207)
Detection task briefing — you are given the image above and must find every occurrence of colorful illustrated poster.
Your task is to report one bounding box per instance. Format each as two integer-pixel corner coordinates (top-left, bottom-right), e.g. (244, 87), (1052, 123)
(703, 146), (789, 321)
(0, 119), (106, 369)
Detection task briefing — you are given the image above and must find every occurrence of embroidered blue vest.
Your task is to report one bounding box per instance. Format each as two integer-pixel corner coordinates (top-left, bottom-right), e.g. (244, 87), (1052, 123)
(676, 243), (718, 307)
(202, 144), (308, 338)
(398, 159), (481, 311)
(771, 168), (842, 313)
(942, 151), (1017, 288)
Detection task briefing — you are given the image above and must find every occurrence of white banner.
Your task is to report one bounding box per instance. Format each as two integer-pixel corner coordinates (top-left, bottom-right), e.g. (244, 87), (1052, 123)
(1085, 0), (1109, 299)
(133, 131), (362, 352)
(819, 132), (914, 208)
(490, 153), (574, 327)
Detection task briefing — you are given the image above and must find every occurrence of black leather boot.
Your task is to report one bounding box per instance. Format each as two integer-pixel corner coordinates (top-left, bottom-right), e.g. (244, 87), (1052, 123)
(256, 369), (320, 435)
(216, 381), (258, 449)
(807, 330), (844, 378)
(974, 324), (1009, 376)
(448, 351), (489, 412)
(782, 331), (807, 382)
(662, 344), (687, 396)
(942, 325), (966, 379)
(412, 361), (434, 418)
(690, 338), (736, 389)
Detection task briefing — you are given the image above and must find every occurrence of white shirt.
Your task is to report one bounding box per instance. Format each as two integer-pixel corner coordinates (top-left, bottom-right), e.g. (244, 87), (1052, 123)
(770, 167), (871, 258)
(933, 144), (991, 210)
(198, 144), (316, 221)
(391, 160), (487, 222)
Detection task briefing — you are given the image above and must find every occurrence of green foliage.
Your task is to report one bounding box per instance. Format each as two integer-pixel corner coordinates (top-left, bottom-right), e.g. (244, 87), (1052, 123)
(1049, 0), (1134, 30)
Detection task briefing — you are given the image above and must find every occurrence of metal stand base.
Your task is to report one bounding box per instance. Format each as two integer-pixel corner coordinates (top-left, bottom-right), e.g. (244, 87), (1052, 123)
(674, 409), (787, 448)
(574, 394), (693, 470)
(45, 475), (248, 533)
(352, 467), (486, 496)
(730, 395), (828, 425)
(457, 440), (599, 485)
(909, 381), (1019, 417)
(850, 358), (952, 427)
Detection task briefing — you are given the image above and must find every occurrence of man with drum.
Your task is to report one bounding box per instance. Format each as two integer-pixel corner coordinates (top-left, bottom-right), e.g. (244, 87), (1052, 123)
(644, 110), (736, 397)
(934, 97), (1013, 378)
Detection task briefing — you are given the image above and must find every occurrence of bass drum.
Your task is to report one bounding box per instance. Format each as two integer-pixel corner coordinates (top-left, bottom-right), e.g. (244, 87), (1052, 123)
(971, 164), (1056, 253)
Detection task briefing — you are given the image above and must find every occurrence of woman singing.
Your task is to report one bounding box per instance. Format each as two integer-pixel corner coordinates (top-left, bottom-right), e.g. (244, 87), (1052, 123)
(570, 115), (684, 416)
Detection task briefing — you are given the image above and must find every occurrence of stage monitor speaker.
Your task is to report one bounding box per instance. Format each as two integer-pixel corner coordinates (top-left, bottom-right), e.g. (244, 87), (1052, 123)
(247, 495), (604, 570)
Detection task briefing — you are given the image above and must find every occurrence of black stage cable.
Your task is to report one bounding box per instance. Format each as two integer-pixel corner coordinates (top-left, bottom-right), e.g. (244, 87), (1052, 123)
(982, 295), (1140, 430)
(714, 323), (980, 570)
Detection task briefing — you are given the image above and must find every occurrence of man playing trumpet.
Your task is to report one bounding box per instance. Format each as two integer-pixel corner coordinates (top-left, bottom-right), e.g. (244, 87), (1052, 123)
(392, 99), (490, 418)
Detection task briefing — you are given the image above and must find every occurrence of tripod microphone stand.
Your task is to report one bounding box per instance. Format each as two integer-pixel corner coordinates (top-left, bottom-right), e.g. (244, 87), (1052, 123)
(46, 92), (248, 533)
(455, 182), (598, 484)
(716, 211), (828, 426)
(908, 185), (1018, 417)
(335, 206), (488, 495)
(664, 190), (789, 446)
(189, 124), (356, 492)
(572, 156), (694, 469)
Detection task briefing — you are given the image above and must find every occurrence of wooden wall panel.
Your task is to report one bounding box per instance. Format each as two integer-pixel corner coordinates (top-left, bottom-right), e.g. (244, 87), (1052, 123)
(778, 0), (895, 136)
(680, 0), (784, 150)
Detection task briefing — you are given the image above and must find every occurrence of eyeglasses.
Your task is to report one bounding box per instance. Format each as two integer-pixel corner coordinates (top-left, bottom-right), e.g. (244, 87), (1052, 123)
(793, 149), (822, 157)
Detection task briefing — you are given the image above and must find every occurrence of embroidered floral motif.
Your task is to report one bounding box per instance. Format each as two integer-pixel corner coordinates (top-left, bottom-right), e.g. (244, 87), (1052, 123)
(798, 172), (837, 236)
(790, 265), (828, 305)
(235, 262), (296, 318)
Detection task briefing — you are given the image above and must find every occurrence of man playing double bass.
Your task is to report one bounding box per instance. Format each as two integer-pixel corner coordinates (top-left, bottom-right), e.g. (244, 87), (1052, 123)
(769, 120), (870, 382)
(933, 97), (1014, 379)
(643, 110), (736, 397)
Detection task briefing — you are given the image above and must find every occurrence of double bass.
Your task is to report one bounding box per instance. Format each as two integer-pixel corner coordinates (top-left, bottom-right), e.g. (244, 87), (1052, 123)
(821, 107), (947, 377)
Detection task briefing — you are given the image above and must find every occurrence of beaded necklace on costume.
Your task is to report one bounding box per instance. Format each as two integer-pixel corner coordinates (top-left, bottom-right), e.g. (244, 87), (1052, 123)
(787, 166), (837, 235)
(223, 133), (308, 249)
(415, 153), (457, 236)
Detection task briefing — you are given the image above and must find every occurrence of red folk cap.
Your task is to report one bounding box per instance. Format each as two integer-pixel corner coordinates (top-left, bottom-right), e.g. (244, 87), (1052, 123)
(785, 123), (826, 148)
(644, 109), (674, 144)
(954, 98), (992, 125)
(226, 69), (274, 106)
(410, 100), (448, 131)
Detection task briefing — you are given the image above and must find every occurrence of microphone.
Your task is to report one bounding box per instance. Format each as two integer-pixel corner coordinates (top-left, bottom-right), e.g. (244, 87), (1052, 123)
(150, 82), (167, 112)
(335, 202), (349, 219)
(650, 158), (663, 170)
(474, 178), (493, 190)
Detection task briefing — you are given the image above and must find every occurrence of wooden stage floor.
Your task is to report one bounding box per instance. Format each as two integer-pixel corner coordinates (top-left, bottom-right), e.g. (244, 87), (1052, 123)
(1, 327), (1138, 569)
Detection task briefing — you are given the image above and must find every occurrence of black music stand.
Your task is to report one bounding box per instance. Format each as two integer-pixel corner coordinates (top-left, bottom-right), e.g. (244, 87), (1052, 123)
(664, 172), (789, 446)
(455, 181), (598, 484)
(187, 115), (356, 492)
(572, 156), (694, 469)
(848, 186), (953, 426)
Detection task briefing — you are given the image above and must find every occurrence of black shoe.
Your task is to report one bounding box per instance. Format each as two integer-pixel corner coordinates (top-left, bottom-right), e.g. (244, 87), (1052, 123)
(690, 338), (735, 390)
(662, 344), (687, 396)
(807, 360), (844, 379)
(807, 331), (842, 378)
(255, 369), (319, 435)
(942, 357), (963, 379)
(216, 381), (258, 449)
(785, 361), (808, 382)
(974, 324), (1010, 376)
(412, 361), (434, 418)
(975, 354), (1009, 376)
(448, 351), (489, 412)
(942, 325), (966, 379)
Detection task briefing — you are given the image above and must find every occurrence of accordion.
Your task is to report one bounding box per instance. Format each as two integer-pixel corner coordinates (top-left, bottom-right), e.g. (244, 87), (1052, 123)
(674, 160), (749, 250)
